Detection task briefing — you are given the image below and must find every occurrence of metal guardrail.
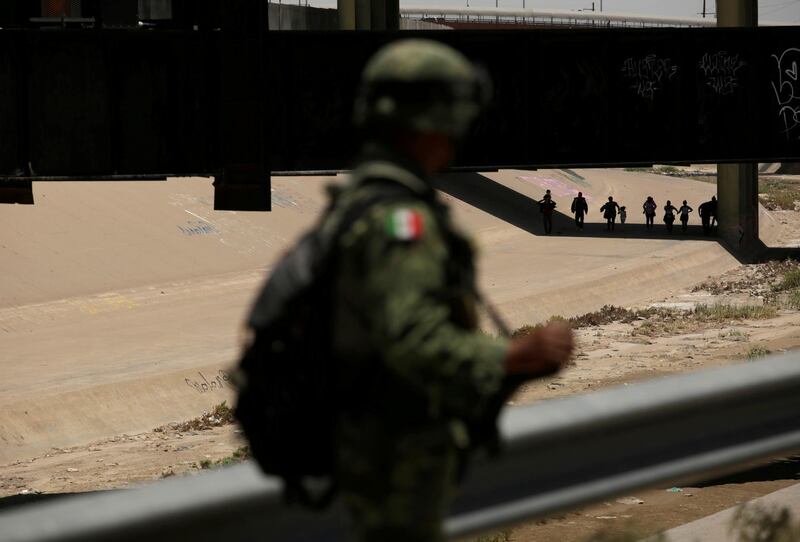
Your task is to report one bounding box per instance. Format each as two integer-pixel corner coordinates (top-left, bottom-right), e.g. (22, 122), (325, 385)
(3, 352), (800, 541)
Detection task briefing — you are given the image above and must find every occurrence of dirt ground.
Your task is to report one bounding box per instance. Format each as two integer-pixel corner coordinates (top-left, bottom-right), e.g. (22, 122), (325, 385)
(4, 258), (800, 542)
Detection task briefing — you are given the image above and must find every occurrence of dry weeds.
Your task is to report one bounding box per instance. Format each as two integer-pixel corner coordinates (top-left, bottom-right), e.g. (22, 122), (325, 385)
(154, 401), (235, 433)
(693, 260), (800, 298)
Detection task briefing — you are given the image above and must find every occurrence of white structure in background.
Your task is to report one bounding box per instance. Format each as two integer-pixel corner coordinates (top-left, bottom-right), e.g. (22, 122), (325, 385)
(400, 5), (786, 28)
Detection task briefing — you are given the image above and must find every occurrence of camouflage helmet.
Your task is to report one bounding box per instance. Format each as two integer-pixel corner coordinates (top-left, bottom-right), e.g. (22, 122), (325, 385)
(353, 38), (491, 139)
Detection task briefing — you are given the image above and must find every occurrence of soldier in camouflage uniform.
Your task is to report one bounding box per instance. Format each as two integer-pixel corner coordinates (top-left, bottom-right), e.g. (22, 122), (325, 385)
(326, 39), (574, 542)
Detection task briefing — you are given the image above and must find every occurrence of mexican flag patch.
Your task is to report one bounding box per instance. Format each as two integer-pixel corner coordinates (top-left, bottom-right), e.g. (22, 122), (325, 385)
(387, 208), (424, 241)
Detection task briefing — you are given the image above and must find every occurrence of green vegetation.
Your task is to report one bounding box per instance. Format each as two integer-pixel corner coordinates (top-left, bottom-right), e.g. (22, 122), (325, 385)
(773, 269), (800, 292)
(472, 531), (511, 542)
(759, 177), (800, 211)
(570, 305), (640, 327)
(754, 262), (800, 310)
(785, 290), (800, 310)
(512, 306), (643, 336)
(512, 315), (567, 337)
(719, 329), (749, 342)
(215, 446), (251, 466)
(745, 346), (772, 360)
(513, 302), (778, 340)
(693, 304), (777, 321)
(656, 165), (681, 175)
(198, 446), (251, 470)
(581, 531), (664, 542)
(623, 165), (682, 176)
(730, 503), (800, 542)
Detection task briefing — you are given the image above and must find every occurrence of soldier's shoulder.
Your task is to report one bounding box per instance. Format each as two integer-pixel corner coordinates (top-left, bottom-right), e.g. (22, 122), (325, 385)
(360, 199), (440, 244)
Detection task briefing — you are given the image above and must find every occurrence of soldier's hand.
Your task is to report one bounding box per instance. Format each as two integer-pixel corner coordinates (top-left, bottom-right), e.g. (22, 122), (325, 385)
(504, 322), (574, 377)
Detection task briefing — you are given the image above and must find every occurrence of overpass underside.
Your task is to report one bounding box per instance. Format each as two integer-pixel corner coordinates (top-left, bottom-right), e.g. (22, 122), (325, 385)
(0, 1), (797, 259)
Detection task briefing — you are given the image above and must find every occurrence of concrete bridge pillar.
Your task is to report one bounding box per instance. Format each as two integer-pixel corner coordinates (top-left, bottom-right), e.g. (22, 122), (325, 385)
(338, 0), (398, 30)
(716, 0), (761, 258)
(716, 163), (760, 254)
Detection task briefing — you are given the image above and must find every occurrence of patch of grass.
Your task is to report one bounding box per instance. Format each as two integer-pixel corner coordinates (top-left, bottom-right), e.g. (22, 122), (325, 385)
(512, 315), (569, 337)
(515, 302), (779, 339)
(197, 446), (251, 470)
(694, 304), (777, 321)
(719, 329), (749, 342)
(625, 165), (719, 181)
(769, 192), (797, 210)
(785, 290), (800, 310)
(656, 165), (681, 175)
(512, 306), (645, 337)
(624, 165), (682, 176)
(473, 531), (511, 542)
(215, 446), (251, 466)
(745, 346), (771, 360)
(774, 269), (800, 292)
(693, 260), (800, 297)
(631, 304), (779, 338)
(570, 305), (641, 327)
(580, 529), (665, 542)
(759, 177), (800, 211)
(515, 301), (782, 342)
(631, 314), (696, 337)
(730, 503), (800, 542)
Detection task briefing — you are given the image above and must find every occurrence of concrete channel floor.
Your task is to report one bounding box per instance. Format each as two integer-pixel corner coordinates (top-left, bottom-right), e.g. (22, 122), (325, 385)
(1, 169), (738, 466)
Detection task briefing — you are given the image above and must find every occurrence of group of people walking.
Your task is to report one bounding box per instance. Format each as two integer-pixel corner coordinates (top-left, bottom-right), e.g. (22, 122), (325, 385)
(642, 196), (694, 233)
(639, 195), (719, 234)
(538, 191), (719, 235)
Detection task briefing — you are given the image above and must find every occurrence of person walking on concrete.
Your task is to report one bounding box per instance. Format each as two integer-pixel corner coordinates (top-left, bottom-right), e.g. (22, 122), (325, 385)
(619, 206), (627, 225)
(538, 189), (551, 203)
(663, 200), (679, 233)
(326, 39), (573, 542)
(709, 195), (718, 230)
(540, 193), (557, 234)
(643, 196), (657, 230)
(571, 191), (588, 230)
(678, 200), (693, 233)
(600, 196), (620, 231)
(699, 196), (716, 235)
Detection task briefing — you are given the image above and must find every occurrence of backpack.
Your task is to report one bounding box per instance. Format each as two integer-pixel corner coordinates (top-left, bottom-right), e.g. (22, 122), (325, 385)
(234, 178), (417, 507)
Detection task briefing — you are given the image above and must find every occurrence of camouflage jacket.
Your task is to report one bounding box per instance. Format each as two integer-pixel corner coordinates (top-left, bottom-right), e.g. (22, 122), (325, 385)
(325, 146), (508, 444)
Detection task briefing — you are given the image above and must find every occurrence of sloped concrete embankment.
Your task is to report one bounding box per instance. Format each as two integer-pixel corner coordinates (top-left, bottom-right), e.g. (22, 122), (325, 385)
(0, 364), (235, 465)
